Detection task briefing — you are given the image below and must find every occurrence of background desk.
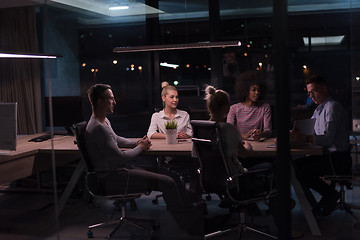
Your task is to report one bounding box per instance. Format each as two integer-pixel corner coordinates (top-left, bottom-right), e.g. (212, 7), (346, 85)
(0, 134), (79, 185)
(0, 134), (80, 218)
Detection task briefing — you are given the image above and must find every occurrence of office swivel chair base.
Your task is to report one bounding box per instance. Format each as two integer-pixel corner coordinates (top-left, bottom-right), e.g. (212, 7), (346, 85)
(87, 200), (158, 239)
(324, 175), (360, 229)
(88, 217), (155, 239)
(334, 184), (360, 229)
(205, 211), (277, 239)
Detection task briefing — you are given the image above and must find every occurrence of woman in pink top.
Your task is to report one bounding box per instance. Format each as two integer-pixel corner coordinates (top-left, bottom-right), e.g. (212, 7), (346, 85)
(227, 71), (272, 140)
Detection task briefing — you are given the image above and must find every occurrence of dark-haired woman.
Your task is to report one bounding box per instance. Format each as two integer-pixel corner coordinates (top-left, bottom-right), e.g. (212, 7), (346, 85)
(227, 71), (272, 141)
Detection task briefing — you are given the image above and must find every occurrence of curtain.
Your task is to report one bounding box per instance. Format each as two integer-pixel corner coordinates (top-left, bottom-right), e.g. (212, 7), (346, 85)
(0, 7), (42, 134)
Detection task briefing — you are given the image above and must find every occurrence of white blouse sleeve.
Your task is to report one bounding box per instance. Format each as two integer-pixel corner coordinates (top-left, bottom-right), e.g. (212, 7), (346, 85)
(183, 112), (193, 136)
(147, 112), (160, 138)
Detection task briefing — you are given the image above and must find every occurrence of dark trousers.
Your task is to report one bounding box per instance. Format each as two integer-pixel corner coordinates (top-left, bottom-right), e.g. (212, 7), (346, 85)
(294, 151), (352, 197)
(241, 157), (275, 171)
(102, 166), (203, 233)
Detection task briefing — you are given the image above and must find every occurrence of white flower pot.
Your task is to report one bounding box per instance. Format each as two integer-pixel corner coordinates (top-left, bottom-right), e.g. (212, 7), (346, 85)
(165, 129), (177, 144)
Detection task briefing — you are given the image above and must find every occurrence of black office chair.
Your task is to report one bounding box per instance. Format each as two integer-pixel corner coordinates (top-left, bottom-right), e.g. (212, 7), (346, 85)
(74, 121), (157, 239)
(190, 120), (277, 239)
(323, 174), (360, 229)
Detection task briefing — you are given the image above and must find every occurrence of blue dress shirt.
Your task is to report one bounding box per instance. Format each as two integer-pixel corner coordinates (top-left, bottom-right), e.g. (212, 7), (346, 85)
(311, 97), (350, 153)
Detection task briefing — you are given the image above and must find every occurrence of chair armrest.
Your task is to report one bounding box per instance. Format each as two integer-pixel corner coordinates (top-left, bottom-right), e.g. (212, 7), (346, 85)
(227, 167), (272, 181)
(92, 168), (131, 174)
(88, 168), (133, 196)
(225, 168), (275, 204)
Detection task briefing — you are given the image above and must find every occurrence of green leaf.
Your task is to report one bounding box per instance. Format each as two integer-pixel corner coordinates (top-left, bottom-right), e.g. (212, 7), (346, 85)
(165, 120), (178, 129)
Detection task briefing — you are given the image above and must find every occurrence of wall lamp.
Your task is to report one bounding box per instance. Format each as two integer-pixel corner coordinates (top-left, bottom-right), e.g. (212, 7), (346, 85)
(0, 52), (62, 59)
(113, 41), (241, 53)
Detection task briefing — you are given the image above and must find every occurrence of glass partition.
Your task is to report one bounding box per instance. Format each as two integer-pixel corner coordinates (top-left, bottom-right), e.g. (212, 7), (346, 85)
(1, 1), (360, 239)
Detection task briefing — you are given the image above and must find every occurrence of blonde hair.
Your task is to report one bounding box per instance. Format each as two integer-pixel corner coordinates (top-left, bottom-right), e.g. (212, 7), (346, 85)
(161, 81), (177, 97)
(204, 85), (230, 121)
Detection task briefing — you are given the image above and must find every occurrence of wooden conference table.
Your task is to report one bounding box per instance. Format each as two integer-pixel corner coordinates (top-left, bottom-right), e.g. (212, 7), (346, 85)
(0, 135), (322, 235)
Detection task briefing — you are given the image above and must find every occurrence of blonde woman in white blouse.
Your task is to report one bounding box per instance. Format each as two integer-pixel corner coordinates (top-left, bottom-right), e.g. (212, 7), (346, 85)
(147, 81), (192, 139)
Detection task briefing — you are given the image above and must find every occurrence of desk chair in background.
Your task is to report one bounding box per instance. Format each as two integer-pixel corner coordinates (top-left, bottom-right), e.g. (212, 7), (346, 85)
(74, 121), (157, 239)
(351, 120), (360, 173)
(191, 120), (277, 239)
(323, 148), (360, 229)
(323, 174), (360, 229)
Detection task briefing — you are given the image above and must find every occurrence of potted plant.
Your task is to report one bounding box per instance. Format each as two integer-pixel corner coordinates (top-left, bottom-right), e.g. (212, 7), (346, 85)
(165, 120), (178, 144)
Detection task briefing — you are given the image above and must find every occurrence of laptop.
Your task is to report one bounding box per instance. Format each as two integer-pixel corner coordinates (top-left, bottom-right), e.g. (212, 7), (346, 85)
(293, 118), (316, 135)
(267, 118), (316, 148)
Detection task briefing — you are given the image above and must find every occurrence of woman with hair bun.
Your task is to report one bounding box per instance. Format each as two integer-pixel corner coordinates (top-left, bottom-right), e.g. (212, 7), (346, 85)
(147, 81), (192, 139)
(204, 85), (252, 171)
(204, 86), (280, 230)
(205, 85), (273, 171)
(148, 82), (199, 202)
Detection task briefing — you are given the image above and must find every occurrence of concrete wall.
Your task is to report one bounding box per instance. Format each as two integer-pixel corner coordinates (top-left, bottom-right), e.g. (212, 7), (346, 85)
(41, 7), (80, 97)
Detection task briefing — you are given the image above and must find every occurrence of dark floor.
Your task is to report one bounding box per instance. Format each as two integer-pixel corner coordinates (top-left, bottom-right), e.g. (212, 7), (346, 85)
(1, 179), (360, 240)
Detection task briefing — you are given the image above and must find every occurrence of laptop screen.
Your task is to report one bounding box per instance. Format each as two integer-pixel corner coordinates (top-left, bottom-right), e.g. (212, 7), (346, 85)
(293, 118), (316, 135)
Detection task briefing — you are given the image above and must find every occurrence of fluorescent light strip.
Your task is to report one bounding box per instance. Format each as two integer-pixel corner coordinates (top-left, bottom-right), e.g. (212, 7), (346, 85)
(0, 53), (59, 59)
(160, 62), (179, 68)
(109, 6), (129, 10)
(114, 41), (242, 53)
(303, 35), (344, 46)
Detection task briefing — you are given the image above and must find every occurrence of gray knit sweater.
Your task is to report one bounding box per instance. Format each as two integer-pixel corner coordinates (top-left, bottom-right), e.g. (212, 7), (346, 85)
(84, 116), (142, 171)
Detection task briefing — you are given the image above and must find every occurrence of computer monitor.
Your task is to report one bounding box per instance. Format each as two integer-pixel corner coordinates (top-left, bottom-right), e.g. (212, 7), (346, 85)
(0, 102), (17, 151)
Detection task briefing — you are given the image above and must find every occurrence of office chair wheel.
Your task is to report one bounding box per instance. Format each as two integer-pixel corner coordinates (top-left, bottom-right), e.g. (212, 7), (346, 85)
(152, 223), (160, 230)
(202, 203), (208, 215)
(354, 222), (360, 230)
(205, 194), (212, 201)
(152, 193), (163, 204)
(130, 199), (138, 211)
(87, 230), (94, 238)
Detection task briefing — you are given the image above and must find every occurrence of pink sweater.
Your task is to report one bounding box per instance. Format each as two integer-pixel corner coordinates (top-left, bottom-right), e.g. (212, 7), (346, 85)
(227, 102), (272, 135)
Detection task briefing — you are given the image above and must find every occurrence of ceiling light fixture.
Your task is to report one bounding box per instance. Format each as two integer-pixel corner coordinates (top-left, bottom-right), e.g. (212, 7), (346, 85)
(160, 62), (179, 69)
(109, 6), (129, 10)
(0, 52), (61, 59)
(113, 41), (242, 53)
(303, 35), (345, 46)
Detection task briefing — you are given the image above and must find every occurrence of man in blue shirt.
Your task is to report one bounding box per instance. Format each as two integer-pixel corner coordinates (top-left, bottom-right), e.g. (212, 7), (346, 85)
(293, 75), (352, 216)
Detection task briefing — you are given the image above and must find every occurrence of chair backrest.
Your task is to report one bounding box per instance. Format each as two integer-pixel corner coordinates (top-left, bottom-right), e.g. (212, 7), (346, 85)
(74, 121), (108, 196)
(191, 120), (274, 203)
(190, 120), (229, 195)
(73, 121), (95, 173)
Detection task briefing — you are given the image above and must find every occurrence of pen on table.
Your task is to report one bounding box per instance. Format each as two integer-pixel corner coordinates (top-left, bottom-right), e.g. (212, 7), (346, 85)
(250, 129), (257, 137)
